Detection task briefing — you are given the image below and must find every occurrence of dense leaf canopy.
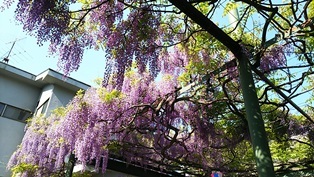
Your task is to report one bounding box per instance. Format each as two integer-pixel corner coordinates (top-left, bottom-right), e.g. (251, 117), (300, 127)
(3, 0), (314, 176)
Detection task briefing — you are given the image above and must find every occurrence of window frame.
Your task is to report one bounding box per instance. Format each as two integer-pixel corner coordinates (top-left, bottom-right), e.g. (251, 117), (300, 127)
(0, 102), (32, 122)
(35, 99), (49, 116)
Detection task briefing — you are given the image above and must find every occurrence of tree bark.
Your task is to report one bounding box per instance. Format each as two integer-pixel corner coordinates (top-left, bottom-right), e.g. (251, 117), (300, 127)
(65, 153), (76, 177)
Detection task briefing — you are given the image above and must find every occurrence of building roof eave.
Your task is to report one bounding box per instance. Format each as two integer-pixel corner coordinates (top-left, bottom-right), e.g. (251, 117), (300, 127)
(0, 61), (90, 91)
(35, 69), (90, 92)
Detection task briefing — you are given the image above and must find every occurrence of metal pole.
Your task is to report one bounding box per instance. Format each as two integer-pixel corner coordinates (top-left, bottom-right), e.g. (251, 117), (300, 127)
(167, 1), (275, 176)
(238, 53), (275, 176)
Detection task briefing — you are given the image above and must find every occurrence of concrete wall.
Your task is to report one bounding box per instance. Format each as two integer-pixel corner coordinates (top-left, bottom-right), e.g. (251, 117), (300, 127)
(0, 117), (26, 177)
(0, 75), (40, 112)
(47, 85), (76, 115)
(0, 75), (38, 177)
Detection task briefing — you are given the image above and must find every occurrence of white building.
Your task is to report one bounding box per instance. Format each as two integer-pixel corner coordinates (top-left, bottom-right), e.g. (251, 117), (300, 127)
(0, 61), (89, 177)
(0, 61), (182, 177)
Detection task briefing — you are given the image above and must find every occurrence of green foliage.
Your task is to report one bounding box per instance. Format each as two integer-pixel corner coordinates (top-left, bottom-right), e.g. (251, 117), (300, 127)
(92, 77), (104, 87)
(222, 2), (238, 17)
(11, 163), (39, 177)
(76, 89), (85, 99)
(51, 107), (67, 117)
(72, 171), (93, 177)
(270, 138), (313, 164)
(222, 141), (256, 173)
(106, 141), (122, 154)
(77, 0), (92, 4)
(307, 1), (314, 19)
(97, 88), (122, 103)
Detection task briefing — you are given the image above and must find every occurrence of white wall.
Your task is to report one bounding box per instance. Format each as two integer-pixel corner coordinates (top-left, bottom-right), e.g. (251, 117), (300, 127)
(46, 85), (76, 116)
(0, 76), (40, 112)
(0, 75), (38, 177)
(0, 117), (26, 177)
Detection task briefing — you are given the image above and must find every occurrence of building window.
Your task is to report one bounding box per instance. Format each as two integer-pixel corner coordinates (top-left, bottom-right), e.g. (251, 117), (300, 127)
(36, 99), (49, 116)
(0, 102), (32, 122)
(0, 103), (5, 115)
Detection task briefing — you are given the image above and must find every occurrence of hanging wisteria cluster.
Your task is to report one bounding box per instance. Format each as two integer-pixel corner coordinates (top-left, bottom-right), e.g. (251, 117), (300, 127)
(7, 71), (224, 176)
(5, 0), (162, 87)
(9, 70), (313, 176)
(2, 0), (295, 85)
(259, 45), (292, 73)
(3, 0), (314, 176)
(8, 43), (305, 176)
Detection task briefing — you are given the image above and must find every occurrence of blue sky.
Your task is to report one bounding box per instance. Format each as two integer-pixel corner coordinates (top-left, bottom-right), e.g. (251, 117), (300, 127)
(0, 3), (105, 86)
